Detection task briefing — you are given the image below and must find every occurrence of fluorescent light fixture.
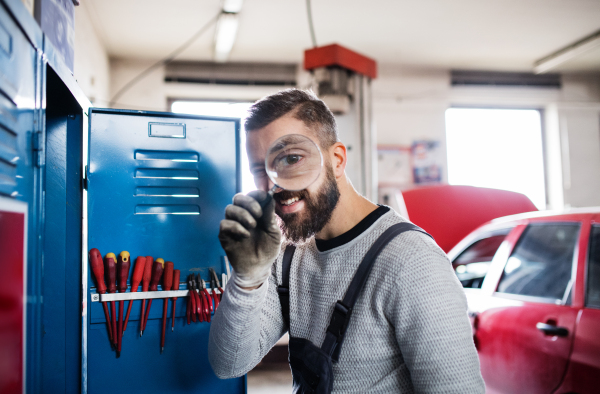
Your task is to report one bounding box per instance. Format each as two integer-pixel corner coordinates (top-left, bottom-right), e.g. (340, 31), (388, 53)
(534, 29), (600, 74)
(223, 0), (243, 13)
(214, 13), (239, 62)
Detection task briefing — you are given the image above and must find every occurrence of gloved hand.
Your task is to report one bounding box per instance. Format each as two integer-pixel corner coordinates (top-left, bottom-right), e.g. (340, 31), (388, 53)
(218, 190), (281, 289)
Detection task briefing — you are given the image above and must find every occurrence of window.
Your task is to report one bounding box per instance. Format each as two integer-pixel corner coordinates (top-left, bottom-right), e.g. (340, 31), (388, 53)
(453, 232), (510, 288)
(587, 226), (600, 308)
(497, 224), (580, 301)
(445, 108), (546, 209)
(171, 100), (256, 194)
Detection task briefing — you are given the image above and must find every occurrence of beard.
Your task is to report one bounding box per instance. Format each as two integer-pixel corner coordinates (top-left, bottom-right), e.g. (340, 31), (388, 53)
(274, 164), (340, 244)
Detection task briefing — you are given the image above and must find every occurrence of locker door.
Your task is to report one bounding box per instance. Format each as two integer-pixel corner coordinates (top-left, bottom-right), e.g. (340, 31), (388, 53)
(86, 108), (244, 393)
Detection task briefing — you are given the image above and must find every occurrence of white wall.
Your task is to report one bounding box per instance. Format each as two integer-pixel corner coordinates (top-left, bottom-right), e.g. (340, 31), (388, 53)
(372, 67), (600, 209)
(84, 52), (600, 210)
(73, 4), (110, 107)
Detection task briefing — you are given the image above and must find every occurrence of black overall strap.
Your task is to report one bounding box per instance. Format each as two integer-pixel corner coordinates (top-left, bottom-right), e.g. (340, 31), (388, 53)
(277, 244), (296, 328)
(321, 222), (432, 360)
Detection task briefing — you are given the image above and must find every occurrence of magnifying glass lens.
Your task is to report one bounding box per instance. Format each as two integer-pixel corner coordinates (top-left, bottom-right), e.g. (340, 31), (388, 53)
(266, 134), (322, 192)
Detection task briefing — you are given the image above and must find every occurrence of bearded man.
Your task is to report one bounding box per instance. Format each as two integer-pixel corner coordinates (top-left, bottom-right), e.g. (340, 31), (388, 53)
(209, 89), (484, 393)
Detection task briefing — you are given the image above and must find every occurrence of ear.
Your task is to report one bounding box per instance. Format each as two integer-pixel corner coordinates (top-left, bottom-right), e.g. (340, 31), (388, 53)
(329, 142), (347, 179)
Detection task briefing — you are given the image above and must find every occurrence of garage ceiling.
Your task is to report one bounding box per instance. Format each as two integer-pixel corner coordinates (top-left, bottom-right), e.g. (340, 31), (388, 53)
(84, 0), (600, 72)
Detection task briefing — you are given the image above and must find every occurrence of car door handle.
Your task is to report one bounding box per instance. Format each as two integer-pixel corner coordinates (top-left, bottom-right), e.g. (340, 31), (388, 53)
(536, 322), (569, 337)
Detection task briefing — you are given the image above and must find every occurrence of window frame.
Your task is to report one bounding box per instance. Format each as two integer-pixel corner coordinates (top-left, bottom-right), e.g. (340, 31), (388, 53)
(493, 221), (581, 306)
(585, 224), (600, 309)
(451, 228), (514, 289)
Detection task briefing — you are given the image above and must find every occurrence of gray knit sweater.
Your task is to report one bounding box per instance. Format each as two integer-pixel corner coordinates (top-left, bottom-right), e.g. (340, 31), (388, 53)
(208, 208), (485, 393)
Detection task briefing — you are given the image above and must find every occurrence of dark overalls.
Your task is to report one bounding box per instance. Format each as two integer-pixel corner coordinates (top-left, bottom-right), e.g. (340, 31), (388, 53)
(277, 222), (432, 394)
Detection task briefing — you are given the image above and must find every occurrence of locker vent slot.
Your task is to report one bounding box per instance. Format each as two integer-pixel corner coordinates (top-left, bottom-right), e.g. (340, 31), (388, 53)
(135, 168), (199, 180)
(135, 150), (199, 162)
(0, 124), (17, 165)
(135, 204), (200, 215)
(135, 187), (200, 197)
(0, 158), (17, 195)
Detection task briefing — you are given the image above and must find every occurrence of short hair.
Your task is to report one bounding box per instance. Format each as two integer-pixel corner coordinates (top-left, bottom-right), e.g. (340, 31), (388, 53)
(244, 89), (338, 149)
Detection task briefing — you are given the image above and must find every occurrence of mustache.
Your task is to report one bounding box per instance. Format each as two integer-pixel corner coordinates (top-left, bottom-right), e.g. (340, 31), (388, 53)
(274, 189), (308, 203)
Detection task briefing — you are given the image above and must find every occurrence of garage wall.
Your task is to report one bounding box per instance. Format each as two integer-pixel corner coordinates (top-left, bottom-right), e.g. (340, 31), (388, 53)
(104, 57), (600, 209)
(373, 68), (600, 209)
(73, 4), (110, 107)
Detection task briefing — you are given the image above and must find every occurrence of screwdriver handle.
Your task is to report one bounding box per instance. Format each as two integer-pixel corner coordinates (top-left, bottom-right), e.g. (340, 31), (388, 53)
(89, 248), (106, 294)
(142, 256), (153, 292)
(131, 256), (146, 291)
(117, 251), (131, 293)
(172, 270), (181, 298)
(163, 262), (174, 292)
(123, 256), (146, 332)
(149, 258), (164, 291)
(104, 253), (117, 294)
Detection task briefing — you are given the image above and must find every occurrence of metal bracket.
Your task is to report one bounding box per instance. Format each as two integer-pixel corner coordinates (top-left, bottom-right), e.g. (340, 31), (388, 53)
(90, 289), (220, 303)
(32, 130), (44, 167)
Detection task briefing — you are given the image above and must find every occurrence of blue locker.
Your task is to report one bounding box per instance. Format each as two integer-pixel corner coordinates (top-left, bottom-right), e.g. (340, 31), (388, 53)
(86, 109), (245, 393)
(0, 0), (249, 391)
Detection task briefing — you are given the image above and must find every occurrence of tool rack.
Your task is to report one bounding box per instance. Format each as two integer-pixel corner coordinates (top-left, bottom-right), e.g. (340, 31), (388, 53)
(0, 0), (247, 392)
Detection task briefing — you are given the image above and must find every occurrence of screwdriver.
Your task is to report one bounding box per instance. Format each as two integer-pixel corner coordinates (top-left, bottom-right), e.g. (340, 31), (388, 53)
(139, 256), (153, 337)
(161, 261), (174, 354)
(89, 248), (113, 346)
(123, 256), (146, 332)
(172, 270), (180, 332)
(116, 251), (130, 358)
(142, 258), (164, 335)
(104, 253), (118, 348)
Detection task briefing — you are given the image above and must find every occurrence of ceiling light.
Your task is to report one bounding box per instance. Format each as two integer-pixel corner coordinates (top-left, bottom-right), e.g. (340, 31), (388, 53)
(214, 13), (239, 62)
(534, 29), (600, 74)
(223, 0), (243, 13)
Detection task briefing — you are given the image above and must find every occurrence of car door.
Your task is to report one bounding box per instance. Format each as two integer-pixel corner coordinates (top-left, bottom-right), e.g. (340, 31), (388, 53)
(474, 221), (581, 394)
(556, 222), (600, 392)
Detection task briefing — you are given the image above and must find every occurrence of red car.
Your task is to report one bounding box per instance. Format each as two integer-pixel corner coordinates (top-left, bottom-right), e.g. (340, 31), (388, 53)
(447, 208), (600, 394)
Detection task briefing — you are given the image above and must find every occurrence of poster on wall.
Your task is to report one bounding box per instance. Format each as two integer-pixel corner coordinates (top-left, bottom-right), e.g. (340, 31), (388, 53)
(412, 140), (443, 184)
(377, 145), (413, 188)
(0, 197), (27, 394)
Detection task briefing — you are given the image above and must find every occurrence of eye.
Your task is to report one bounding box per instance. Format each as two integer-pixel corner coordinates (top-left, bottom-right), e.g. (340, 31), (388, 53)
(283, 154), (301, 166)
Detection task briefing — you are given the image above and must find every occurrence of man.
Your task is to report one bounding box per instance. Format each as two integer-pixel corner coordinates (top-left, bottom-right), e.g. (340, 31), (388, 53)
(209, 89), (484, 393)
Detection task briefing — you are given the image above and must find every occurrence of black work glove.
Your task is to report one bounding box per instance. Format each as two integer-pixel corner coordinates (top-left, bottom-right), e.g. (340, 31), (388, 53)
(218, 190), (281, 288)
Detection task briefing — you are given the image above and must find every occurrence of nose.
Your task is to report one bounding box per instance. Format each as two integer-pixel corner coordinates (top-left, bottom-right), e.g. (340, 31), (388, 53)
(266, 179), (283, 194)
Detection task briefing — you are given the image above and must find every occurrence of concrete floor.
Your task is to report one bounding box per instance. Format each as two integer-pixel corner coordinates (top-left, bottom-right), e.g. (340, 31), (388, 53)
(247, 367), (293, 394)
(247, 345), (293, 394)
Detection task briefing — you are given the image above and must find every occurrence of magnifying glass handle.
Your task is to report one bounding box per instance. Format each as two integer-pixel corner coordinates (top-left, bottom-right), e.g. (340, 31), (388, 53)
(259, 187), (277, 210)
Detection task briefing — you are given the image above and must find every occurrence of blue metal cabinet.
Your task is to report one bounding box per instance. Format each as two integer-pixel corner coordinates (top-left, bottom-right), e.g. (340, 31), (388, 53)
(0, 1), (43, 392)
(86, 109), (245, 393)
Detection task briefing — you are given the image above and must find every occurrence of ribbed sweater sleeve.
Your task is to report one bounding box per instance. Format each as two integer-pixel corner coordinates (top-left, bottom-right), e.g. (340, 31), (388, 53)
(208, 265), (286, 379)
(383, 233), (485, 393)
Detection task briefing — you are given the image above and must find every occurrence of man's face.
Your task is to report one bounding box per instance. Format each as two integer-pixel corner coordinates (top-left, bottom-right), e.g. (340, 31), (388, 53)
(247, 114), (340, 243)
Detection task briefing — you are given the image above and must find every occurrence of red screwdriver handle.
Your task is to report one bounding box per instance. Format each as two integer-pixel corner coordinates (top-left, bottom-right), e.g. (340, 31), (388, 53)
(123, 256), (146, 332)
(149, 259), (164, 291)
(131, 256), (146, 292)
(117, 252), (131, 293)
(172, 270), (180, 331)
(172, 270), (180, 298)
(142, 256), (153, 292)
(89, 249), (106, 294)
(105, 254), (117, 294)
(163, 262), (174, 292)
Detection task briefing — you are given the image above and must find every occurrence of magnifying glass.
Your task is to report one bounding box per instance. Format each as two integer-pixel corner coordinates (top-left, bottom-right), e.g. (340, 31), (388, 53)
(261, 134), (323, 205)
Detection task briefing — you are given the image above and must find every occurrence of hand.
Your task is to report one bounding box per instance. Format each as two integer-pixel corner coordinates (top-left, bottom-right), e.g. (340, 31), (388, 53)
(219, 190), (282, 289)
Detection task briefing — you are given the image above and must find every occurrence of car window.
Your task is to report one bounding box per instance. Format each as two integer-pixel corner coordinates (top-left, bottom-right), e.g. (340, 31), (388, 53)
(497, 223), (580, 301)
(587, 225), (600, 308)
(453, 232), (509, 288)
